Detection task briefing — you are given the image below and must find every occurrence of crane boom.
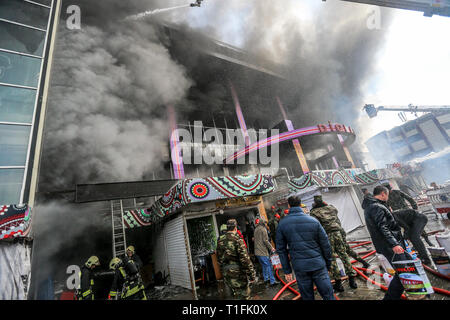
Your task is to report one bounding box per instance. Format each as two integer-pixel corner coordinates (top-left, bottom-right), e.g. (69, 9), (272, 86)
(363, 104), (450, 118)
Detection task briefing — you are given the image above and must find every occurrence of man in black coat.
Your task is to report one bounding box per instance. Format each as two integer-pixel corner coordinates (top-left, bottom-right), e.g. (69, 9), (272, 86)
(276, 196), (335, 300)
(391, 209), (432, 265)
(364, 185), (409, 300)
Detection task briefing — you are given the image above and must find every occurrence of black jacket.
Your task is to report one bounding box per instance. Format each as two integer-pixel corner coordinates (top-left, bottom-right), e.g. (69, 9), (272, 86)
(361, 194), (372, 210)
(391, 209), (419, 229)
(363, 196), (404, 261)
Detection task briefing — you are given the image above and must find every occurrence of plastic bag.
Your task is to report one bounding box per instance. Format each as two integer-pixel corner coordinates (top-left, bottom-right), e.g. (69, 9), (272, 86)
(391, 254), (434, 295)
(270, 253), (282, 269)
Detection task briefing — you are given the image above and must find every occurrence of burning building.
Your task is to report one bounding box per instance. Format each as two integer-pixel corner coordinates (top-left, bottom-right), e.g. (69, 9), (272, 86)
(1, 0), (428, 300)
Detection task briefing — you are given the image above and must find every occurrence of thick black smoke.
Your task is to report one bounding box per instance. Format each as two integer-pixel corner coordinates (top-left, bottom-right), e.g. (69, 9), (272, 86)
(39, 1), (193, 191)
(169, 0), (395, 151)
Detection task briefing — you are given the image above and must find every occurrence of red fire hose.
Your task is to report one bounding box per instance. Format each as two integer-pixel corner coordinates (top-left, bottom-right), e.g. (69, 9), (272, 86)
(275, 268), (301, 296)
(355, 266), (450, 297)
(347, 240), (371, 244)
(423, 264), (450, 281)
(352, 266), (408, 300)
(273, 279), (297, 300)
(273, 268), (340, 300)
(273, 248), (377, 300)
(350, 241), (372, 249)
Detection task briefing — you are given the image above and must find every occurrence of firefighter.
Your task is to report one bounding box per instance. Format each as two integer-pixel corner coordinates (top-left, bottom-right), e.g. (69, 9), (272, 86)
(108, 257), (127, 300)
(77, 256), (100, 300)
(121, 254), (147, 300)
(125, 245), (143, 272)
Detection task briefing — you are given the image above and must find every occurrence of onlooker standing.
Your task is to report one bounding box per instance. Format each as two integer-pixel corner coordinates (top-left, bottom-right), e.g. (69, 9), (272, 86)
(254, 219), (278, 286)
(364, 185), (408, 300)
(276, 196), (335, 300)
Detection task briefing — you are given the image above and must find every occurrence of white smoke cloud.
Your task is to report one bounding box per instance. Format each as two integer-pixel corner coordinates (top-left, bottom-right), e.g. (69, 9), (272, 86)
(41, 23), (192, 190)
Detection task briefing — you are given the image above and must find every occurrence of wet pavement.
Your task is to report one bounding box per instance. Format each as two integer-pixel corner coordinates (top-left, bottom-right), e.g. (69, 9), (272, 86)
(147, 259), (448, 301)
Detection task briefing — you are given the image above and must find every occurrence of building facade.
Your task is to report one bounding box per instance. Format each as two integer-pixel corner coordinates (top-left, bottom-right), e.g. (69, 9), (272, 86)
(0, 0), (61, 206)
(366, 111), (450, 168)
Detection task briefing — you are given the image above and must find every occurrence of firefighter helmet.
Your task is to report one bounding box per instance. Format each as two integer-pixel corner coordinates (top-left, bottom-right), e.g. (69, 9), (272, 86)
(109, 257), (122, 270)
(85, 256), (100, 268)
(220, 224), (227, 232)
(126, 246), (135, 254)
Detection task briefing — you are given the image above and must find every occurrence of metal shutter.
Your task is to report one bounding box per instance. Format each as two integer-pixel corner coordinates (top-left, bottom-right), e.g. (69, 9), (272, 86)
(153, 229), (168, 276)
(164, 215), (192, 289)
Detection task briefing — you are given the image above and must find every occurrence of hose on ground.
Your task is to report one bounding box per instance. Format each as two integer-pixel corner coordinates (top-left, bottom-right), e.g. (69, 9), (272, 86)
(352, 266), (408, 300)
(355, 266), (450, 297)
(423, 264), (450, 281)
(349, 241), (372, 249)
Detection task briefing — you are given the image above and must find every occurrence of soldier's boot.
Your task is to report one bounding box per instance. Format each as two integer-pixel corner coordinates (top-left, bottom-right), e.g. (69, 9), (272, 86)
(349, 276), (358, 289)
(333, 279), (345, 293)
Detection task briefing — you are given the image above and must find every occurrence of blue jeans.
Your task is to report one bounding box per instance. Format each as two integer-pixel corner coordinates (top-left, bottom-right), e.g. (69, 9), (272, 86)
(256, 256), (275, 284)
(295, 266), (335, 300)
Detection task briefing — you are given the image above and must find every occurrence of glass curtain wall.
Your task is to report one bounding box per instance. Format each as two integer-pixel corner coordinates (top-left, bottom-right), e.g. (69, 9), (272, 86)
(0, 0), (53, 204)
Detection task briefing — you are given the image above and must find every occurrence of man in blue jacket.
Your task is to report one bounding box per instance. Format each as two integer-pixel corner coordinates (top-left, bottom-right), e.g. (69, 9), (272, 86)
(276, 195), (335, 300)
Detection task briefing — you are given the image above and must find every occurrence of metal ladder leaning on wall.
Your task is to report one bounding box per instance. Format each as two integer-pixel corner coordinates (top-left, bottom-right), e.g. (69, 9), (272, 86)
(111, 200), (127, 258)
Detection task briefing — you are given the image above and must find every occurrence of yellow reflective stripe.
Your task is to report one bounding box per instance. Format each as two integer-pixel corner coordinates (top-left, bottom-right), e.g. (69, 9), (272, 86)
(124, 285), (141, 297)
(109, 291), (117, 297)
(119, 267), (126, 279)
(90, 279), (94, 285)
(82, 289), (92, 297)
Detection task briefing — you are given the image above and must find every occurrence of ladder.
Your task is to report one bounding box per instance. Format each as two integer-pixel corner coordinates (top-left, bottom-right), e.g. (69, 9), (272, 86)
(111, 200), (127, 258)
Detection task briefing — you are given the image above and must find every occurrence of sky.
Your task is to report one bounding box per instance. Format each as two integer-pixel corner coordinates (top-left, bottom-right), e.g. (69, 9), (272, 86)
(362, 9), (450, 143)
(173, 0), (450, 145)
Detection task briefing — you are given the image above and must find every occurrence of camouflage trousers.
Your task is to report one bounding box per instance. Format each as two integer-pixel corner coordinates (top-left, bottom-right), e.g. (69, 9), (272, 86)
(344, 242), (359, 259)
(340, 229), (367, 263)
(223, 265), (251, 300)
(328, 231), (356, 280)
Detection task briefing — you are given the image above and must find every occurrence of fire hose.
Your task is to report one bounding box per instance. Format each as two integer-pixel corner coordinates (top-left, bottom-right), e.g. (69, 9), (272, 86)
(272, 279), (297, 300)
(349, 241), (373, 249)
(273, 241), (449, 300)
(272, 248), (378, 300)
(347, 240), (371, 244)
(355, 266), (450, 297)
(273, 268), (340, 300)
(352, 266), (408, 300)
(423, 264), (450, 281)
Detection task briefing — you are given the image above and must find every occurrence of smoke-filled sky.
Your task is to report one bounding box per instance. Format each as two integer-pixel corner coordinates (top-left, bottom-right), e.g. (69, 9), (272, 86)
(39, 0), (450, 190)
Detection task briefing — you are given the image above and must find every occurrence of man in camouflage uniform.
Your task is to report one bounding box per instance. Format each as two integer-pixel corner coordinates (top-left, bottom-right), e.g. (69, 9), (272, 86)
(310, 195), (358, 292)
(216, 219), (256, 300)
(338, 225), (370, 269)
